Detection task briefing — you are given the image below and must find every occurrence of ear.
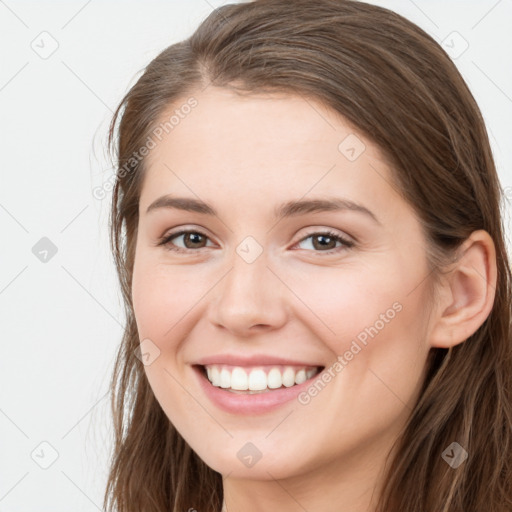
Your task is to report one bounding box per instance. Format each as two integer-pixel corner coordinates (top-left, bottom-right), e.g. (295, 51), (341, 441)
(429, 230), (497, 349)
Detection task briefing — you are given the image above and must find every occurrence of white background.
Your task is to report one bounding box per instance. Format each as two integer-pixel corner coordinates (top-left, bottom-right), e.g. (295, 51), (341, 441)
(0, 1), (510, 510)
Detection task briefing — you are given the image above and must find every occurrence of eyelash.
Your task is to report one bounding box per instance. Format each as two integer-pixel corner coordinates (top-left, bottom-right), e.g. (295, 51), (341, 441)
(156, 229), (355, 255)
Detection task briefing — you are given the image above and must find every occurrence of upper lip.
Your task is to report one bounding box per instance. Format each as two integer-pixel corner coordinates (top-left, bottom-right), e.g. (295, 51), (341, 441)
(193, 354), (324, 368)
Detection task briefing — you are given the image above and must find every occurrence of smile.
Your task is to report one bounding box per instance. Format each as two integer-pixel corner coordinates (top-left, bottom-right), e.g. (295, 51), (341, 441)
(192, 356), (327, 414)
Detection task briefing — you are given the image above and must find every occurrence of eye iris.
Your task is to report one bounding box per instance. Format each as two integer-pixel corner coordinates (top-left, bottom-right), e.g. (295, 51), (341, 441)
(313, 234), (336, 250)
(184, 232), (206, 248)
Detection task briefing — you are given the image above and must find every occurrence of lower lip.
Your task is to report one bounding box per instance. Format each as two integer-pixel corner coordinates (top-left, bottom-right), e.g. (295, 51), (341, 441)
(193, 365), (322, 415)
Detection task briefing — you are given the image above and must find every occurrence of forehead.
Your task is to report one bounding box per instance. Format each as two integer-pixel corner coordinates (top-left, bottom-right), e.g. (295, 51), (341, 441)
(146, 86), (384, 168)
(139, 87), (402, 224)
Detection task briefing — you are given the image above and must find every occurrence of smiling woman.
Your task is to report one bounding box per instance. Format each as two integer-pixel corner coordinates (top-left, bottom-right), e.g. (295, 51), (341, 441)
(103, 1), (512, 511)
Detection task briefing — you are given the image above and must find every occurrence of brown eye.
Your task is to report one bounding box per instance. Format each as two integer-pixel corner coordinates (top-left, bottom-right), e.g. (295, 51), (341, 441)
(158, 230), (213, 253)
(295, 230), (355, 253)
(311, 233), (338, 250)
(181, 232), (207, 249)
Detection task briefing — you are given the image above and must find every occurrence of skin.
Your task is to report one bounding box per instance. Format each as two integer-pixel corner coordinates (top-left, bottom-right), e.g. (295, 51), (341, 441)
(131, 86), (497, 512)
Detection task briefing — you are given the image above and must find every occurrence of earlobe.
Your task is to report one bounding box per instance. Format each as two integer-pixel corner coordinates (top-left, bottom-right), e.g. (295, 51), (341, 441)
(429, 230), (497, 349)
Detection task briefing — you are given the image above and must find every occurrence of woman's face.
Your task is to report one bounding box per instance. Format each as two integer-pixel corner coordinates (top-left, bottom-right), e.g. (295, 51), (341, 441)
(132, 86), (435, 481)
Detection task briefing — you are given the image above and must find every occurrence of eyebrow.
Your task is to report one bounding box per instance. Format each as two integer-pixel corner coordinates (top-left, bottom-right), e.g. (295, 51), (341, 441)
(145, 195), (381, 225)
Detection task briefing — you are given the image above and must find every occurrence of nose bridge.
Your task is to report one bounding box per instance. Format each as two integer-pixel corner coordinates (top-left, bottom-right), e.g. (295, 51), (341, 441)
(208, 237), (287, 333)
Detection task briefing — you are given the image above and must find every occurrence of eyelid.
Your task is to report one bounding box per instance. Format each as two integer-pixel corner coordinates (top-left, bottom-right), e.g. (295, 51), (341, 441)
(297, 227), (354, 244)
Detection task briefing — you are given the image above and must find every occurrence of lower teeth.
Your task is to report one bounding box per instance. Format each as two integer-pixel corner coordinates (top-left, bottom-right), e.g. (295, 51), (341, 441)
(227, 388), (276, 394)
(218, 384), (302, 394)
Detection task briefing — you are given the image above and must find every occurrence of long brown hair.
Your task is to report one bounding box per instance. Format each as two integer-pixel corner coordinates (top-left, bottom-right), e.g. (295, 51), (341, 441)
(103, 1), (512, 510)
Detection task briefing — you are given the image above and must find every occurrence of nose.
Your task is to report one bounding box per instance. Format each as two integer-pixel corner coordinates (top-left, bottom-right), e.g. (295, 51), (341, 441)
(206, 248), (289, 337)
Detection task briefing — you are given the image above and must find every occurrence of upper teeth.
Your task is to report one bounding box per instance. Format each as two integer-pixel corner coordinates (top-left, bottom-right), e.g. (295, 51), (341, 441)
(204, 365), (320, 391)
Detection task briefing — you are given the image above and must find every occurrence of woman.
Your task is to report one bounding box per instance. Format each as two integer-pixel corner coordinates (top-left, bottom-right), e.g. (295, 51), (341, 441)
(103, 1), (512, 510)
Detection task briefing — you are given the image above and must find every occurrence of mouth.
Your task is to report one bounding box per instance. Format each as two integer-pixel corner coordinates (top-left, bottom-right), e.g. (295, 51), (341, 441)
(195, 364), (324, 394)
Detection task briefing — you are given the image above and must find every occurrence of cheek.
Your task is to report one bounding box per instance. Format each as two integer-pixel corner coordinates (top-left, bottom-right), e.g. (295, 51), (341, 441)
(131, 258), (204, 340)
(288, 261), (430, 396)
(287, 262), (416, 346)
